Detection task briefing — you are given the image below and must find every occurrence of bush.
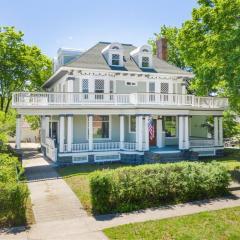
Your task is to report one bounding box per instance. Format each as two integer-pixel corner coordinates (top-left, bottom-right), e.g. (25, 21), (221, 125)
(90, 162), (230, 214)
(0, 153), (29, 227)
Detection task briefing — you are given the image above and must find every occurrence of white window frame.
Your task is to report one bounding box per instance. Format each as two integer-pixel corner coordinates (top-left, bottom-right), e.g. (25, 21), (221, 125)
(94, 152), (120, 162)
(111, 54), (120, 66)
(94, 79), (105, 93)
(86, 115), (112, 140)
(163, 116), (178, 139)
(142, 56), (150, 68)
(129, 115), (136, 133)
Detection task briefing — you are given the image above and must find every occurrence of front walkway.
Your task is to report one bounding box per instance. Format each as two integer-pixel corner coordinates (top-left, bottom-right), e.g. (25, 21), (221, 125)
(1, 144), (240, 239)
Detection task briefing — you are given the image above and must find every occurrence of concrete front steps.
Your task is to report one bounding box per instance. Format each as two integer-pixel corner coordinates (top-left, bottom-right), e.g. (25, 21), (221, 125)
(144, 149), (198, 163)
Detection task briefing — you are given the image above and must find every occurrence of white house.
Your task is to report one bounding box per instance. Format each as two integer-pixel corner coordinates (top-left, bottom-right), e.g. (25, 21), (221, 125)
(12, 39), (228, 164)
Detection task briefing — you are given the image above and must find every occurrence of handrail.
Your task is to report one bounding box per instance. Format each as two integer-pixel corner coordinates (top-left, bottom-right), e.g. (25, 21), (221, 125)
(12, 92), (228, 109)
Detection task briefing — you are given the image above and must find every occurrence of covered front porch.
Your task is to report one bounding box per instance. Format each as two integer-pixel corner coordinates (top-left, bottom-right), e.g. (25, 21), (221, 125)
(25, 113), (225, 163)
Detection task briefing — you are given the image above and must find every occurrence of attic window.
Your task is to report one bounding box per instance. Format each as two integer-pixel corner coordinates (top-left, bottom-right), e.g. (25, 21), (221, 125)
(112, 46), (119, 50)
(142, 49), (149, 52)
(112, 54), (120, 66)
(142, 57), (149, 68)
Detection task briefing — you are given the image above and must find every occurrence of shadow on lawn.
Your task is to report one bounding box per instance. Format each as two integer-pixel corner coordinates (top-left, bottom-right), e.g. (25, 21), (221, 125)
(93, 192), (240, 222)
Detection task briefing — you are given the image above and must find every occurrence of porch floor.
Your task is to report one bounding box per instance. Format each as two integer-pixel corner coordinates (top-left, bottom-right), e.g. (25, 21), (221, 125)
(149, 145), (180, 154)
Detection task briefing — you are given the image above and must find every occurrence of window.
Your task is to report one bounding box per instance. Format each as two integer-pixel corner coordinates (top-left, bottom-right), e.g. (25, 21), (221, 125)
(142, 57), (149, 68)
(142, 49), (149, 52)
(163, 116), (176, 137)
(82, 79), (89, 93)
(161, 82), (169, 93)
(129, 116), (136, 132)
(110, 80), (114, 93)
(149, 82), (155, 93)
(95, 79), (104, 93)
(112, 46), (119, 50)
(92, 115), (110, 139)
(112, 54), (120, 65)
(126, 81), (136, 86)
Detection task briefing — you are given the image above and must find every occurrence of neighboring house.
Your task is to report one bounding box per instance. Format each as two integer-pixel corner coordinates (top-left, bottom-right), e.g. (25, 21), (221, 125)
(12, 39), (228, 164)
(9, 119), (40, 143)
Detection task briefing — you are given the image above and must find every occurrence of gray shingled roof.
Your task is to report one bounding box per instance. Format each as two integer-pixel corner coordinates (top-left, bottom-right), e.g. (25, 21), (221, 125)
(66, 42), (192, 76)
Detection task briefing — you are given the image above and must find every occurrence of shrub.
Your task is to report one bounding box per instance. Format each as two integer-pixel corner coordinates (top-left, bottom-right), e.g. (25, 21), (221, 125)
(90, 162), (230, 214)
(0, 153), (29, 227)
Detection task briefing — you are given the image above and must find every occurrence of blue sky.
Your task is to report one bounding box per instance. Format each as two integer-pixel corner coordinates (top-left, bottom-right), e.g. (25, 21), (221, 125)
(1, 0), (197, 58)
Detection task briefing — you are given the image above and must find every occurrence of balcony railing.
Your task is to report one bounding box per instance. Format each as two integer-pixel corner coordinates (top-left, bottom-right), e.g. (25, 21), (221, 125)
(12, 92), (228, 109)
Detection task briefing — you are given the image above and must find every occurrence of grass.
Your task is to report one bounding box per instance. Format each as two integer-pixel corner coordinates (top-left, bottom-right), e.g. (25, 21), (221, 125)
(104, 206), (240, 240)
(57, 148), (240, 215)
(57, 163), (127, 214)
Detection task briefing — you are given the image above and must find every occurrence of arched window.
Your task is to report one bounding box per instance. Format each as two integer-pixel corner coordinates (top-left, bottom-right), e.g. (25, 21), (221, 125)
(142, 49), (149, 53)
(112, 46), (119, 50)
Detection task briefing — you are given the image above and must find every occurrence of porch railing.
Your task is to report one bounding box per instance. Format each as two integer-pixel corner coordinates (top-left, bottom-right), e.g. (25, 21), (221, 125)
(190, 139), (214, 147)
(45, 137), (57, 161)
(12, 92), (228, 109)
(63, 141), (139, 153)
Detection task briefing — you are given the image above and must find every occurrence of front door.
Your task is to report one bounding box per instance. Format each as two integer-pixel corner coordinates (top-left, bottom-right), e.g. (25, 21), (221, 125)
(149, 119), (157, 146)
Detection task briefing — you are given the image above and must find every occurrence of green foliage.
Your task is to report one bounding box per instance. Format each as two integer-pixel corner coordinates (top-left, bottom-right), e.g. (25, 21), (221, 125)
(0, 153), (29, 227)
(0, 26), (52, 113)
(25, 115), (40, 130)
(90, 162), (230, 214)
(0, 110), (16, 148)
(149, 25), (187, 69)
(178, 0), (240, 112)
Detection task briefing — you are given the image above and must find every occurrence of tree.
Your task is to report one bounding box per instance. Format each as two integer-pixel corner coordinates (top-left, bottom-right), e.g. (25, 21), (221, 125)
(149, 26), (187, 69)
(0, 26), (52, 114)
(178, 0), (240, 112)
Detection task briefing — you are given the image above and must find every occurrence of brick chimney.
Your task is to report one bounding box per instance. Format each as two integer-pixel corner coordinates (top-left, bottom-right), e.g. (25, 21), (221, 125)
(156, 38), (167, 61)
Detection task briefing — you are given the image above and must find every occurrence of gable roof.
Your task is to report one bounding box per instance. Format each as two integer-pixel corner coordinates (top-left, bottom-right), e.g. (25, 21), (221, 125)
(66, 42), (192, 76)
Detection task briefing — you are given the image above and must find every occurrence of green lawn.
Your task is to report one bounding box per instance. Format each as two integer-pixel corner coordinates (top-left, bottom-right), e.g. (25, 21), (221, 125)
(104, 206), (240, 240)
(57, 148), (240, 215)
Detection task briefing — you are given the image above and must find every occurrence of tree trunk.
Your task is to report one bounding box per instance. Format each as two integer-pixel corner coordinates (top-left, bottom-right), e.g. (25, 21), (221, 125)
(4, 97), (12, 114)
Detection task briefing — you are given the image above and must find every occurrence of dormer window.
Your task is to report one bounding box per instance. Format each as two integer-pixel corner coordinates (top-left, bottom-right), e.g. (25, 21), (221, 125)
(130, 45), (153, 69)
(142, 57), (149, 68)
(112, 54), (120, 65)
(102, 42), (124, 67)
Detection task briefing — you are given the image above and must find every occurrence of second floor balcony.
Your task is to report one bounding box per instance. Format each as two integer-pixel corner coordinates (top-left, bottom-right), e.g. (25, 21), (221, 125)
(12, 92), (228, 109)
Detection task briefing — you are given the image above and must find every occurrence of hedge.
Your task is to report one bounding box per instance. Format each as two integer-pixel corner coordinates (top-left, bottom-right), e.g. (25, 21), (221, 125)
(0, 153), (29, 227)
(90, 162), (230, 214)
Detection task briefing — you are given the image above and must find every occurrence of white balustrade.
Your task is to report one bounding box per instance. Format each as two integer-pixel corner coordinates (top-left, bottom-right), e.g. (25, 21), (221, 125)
(45, 137), (57, 161)
(124, 142), (136, 151)
(12, 92), (228, 109)
(93, 142), (120, 151)
(190, 139), (214, 147)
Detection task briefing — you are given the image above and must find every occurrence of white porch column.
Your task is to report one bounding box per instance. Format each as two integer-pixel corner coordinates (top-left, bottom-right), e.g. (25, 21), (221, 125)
(15, 114), (22, 149)
(135, 115), (139, 149)
(120, 115), (125, 150)
(218, 116), (223, 146)
(59, 115), (65, 152)
(184, 116), (189, 149)
(178, 116), (184, 150)
(88, 115), (93, 151)
(138, 115), (143, 151)
(157, 117), (164, 148)
(45, 116), (50, 138)
(144, 115), (149, 151)
(214, 116), (219, 146)
(67, 115), (73, 152)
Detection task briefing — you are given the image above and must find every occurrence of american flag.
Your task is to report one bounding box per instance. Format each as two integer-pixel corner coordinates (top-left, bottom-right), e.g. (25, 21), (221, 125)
(148, 117), (155, 140)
